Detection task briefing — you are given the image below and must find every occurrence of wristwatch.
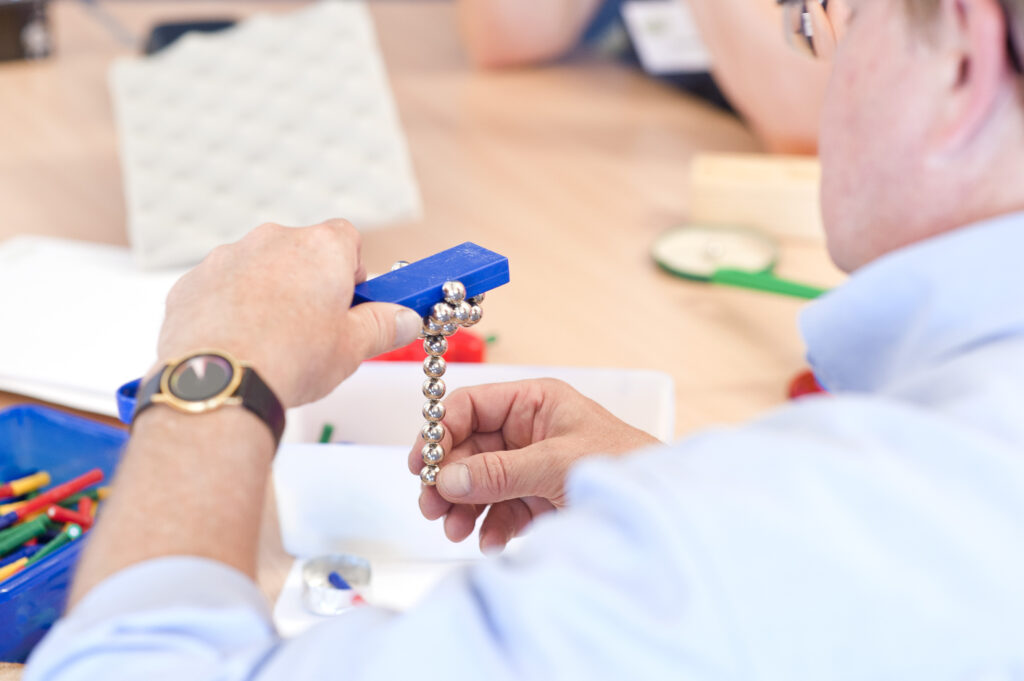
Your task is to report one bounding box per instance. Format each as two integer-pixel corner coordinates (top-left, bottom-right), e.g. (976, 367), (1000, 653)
(132, 349), (286, 447)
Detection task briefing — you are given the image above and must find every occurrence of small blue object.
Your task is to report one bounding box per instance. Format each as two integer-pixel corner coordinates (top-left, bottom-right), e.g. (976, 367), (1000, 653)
(0, 512), (16, 532)
(116, 378), (141, 425)
(0, 405), (127, 662)
(352, 242), (510, 318)
(328, 571), (351, 590)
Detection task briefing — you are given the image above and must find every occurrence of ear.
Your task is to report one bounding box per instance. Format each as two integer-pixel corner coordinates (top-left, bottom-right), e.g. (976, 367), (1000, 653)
(933, 0), (1015, 151)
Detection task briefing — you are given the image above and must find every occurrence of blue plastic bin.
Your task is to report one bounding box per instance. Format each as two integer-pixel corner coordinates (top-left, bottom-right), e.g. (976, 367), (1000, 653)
(0, 405), (126, 662)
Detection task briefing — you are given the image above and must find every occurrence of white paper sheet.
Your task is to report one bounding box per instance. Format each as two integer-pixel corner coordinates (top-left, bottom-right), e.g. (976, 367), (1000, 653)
(0, 236), (183, 415)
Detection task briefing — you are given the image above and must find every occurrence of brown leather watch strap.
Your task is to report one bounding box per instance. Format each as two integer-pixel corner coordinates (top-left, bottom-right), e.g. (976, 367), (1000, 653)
(235, 368), (286, 446)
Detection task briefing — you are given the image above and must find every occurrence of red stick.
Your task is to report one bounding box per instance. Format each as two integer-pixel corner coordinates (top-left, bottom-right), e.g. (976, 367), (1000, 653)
(47, 505), (93, 530)
(15, 469), (103, 521)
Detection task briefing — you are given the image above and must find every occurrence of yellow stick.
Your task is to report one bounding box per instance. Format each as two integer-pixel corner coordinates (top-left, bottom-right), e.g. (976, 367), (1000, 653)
(0, 557), (28, 583)
(0, 500), (26, 515)
(0, 472), (51, 499)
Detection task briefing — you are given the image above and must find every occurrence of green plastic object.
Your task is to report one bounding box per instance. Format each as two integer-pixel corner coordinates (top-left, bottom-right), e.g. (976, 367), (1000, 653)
(26, 524), (81, 567)
(651, 223), (829, 300)
(711, 269), (828, 300)
(0, 516), (52, 557)
(318, 423), (335, 444)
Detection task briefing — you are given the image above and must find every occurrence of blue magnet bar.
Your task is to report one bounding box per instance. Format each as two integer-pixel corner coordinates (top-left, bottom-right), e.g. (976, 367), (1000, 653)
(352, 242), (510, 318)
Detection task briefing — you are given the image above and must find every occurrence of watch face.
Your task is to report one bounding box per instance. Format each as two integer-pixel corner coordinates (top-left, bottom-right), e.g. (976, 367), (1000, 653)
(167, 354), (235, 402)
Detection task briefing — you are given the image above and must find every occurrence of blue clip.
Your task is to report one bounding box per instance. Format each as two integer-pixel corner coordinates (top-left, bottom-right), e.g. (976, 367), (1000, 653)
(352, 242), (510, 318)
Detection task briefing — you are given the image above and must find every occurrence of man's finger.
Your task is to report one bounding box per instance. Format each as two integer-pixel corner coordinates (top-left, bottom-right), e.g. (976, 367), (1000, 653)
(418, 486), (451, 521)
(444, 503), (485, 543)
(441, 381), (557, 452)
(479, 499), (535, 555)
(345, 303), (422, 362)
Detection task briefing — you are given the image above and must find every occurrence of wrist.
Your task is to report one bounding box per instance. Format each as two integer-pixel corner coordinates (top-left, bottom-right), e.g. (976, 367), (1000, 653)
(133, 400), (276, 457)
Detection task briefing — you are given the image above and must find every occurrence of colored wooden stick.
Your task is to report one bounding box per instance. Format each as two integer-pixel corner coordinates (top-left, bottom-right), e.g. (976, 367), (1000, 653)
(0, 515), (52, 556)
(0, 543), (40, 568)
(59, 486), (108, 509)
(77, 497), (92, 521)
(0, 500), (26, 515)
(26, 524), (82, 566)
(47, 505), (93, 530)
(0, 557), (28, 583)
(0, 471), (51, 501)
(0, 469), (103, 531)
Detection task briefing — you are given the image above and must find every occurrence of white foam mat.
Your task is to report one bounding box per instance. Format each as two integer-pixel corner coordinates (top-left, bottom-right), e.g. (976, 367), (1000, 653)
(109, 1), (421, 268)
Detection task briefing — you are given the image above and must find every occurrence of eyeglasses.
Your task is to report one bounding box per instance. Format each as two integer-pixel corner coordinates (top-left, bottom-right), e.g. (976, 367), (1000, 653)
(776, 0), (1023, 74)
(777, 0), (843, 60)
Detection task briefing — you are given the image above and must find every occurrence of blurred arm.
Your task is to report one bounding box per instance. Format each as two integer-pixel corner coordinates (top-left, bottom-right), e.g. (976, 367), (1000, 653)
(686, 0), (829, 154)
(456, 0), (603, 67)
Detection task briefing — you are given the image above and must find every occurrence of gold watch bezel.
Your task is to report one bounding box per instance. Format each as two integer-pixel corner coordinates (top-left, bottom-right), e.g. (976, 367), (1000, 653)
(152, 349), (251, 414)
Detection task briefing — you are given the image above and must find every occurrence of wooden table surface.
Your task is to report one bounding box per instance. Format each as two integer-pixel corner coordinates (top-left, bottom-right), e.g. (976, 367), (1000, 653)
(0, 0), (843, 670)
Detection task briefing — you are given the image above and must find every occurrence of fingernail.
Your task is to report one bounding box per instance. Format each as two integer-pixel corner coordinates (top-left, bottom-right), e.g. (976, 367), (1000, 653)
(438, 463), (471, 498)
(394, 308), (422, 348)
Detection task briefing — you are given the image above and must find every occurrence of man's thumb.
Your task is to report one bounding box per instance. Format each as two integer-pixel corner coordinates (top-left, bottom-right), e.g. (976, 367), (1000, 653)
(346, 303), (422, 360)
(437, 447), (559, 504)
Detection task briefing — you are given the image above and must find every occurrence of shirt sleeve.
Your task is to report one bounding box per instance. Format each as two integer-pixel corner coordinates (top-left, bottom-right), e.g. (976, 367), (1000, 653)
(27, 395), (1015, 680)
(23, 442), (743, 681)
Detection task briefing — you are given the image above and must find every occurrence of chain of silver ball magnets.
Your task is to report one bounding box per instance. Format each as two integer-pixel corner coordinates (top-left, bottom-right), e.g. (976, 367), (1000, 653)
(390, 262), (484, 486)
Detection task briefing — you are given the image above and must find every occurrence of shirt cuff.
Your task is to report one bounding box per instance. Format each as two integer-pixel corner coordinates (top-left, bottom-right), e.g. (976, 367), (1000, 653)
(26, 557), (276, 681)
(65, 556), (272, 629)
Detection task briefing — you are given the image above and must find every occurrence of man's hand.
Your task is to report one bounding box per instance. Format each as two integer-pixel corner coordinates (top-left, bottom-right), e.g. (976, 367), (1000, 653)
(408, 379), (659, 554)
(72, 220), (423, 605)
(157, 220), (423, 408)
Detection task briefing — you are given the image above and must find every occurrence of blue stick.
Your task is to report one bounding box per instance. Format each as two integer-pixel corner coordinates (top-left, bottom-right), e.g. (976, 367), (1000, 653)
(328, 571), (352, 590)
(0, 544), (41, 568)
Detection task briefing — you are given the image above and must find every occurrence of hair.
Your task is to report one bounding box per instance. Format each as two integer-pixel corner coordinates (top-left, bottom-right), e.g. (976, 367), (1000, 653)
(903, 0), (1024, 81)
(903, 0), (1024, 36)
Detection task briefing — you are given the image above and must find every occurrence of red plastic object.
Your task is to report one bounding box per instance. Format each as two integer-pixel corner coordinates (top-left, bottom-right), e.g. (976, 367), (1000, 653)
(370, 330), (486, 363)
(0, 469), (104, 531)
(46, 506), (93, 531)
(788, 369), (826, 399)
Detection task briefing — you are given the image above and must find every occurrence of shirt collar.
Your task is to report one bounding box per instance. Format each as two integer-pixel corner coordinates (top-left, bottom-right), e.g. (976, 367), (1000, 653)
(800, 212), (1024, 393)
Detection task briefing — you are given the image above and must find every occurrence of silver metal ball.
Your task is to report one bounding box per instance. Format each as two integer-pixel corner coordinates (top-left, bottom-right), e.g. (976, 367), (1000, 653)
(423, 355), (446, 378)
(390, 261), (410, 272)
(441, 322), (459, 337)
(452, 301), (472, 324)
(420, 464), (440, 486)
(421, 421), (445, 443)
(423, 335), (448, 357)
(422, 317), (443, 336)
(469, 293), (485, 305)
(422, 442), (444, 465)
(423, 378), (446, 400)
(431, 302), (454, 324)
(422, 399), (446, 422)
(441, 281), (466, 304)
(466, 304), (483, 326)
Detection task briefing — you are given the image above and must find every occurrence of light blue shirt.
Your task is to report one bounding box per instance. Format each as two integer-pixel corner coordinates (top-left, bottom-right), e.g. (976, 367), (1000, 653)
(26, 214), (1024, 680)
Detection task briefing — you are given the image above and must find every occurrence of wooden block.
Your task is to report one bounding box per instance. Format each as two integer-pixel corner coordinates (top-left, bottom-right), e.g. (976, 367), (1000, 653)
(689, 153), (824, 242)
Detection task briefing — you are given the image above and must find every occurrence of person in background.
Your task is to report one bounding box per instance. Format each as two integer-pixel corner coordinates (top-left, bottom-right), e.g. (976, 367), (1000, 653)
(24, 0), (1024, 678)
(457, 0), (832, 154)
